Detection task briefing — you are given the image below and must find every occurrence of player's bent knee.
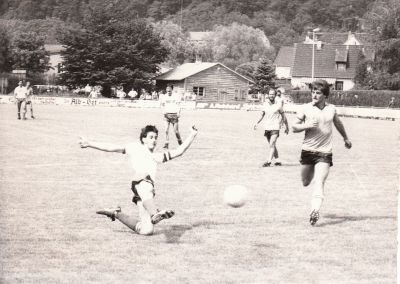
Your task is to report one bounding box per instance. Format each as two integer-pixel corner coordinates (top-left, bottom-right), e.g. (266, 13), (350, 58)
(135, 222), (154, 236)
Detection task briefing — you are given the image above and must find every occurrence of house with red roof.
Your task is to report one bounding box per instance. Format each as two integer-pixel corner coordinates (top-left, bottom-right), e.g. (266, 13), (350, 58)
(154, 62), (253, 102)
(274, 32), (374, 91)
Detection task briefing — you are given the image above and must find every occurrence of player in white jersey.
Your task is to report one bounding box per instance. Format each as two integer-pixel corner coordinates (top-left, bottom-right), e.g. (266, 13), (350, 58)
(13, 81), (27, 120)
(254, 89), (289, 167)
(25, 81), (35, 119)
(292, 79), (352, 226)
(79, 124), (198, 236)
(160, 85), (183, 149)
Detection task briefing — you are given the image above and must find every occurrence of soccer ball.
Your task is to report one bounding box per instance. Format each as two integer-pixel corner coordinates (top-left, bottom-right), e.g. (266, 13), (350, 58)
(223, 185), (247, 208)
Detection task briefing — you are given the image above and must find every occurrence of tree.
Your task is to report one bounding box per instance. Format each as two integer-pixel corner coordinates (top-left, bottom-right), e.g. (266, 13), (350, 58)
(152, 20), (194, 67)
(252, 58), (276, 94)
(235, 61), (257, 81)
(358, 0), (400, 89)
(58, 8), (168, 96)
(9, 31), (50, 73)
(0, 27), (12, 73)
(208, 22), (274, 69)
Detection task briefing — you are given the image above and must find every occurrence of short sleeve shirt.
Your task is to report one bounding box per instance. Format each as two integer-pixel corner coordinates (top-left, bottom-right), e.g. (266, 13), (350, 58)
(14, 86), (27, 99)
(263, 100), (283, 131)
(124, 142), (172, 182)
(161, 93), (182, 114)
(298, 103), (336, 153)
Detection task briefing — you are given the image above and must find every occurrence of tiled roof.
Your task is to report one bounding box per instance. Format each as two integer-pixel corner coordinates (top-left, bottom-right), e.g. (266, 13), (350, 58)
(291, 43), (363, 79)
(273, 46), (295, 67)
(154, 62), (253, 82)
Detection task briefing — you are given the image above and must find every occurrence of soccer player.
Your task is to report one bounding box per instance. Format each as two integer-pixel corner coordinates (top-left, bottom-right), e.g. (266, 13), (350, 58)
(292, 79), (352, 226)
(160, 85), (183, 149)
(79, 124), (198, 236)
(13, 81), (27, 120)
(254, 88), (289, 167)
(25, 81), (35, 119)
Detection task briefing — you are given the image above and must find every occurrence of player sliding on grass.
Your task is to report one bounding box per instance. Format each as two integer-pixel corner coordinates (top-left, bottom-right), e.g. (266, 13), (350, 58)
(254, 88), (289, 167)
(79, 124), (198, 235)
(292, 79), (352, 226)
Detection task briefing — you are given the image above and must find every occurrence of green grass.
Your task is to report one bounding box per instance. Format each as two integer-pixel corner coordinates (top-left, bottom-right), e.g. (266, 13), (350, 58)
(0, 104), (398, 283)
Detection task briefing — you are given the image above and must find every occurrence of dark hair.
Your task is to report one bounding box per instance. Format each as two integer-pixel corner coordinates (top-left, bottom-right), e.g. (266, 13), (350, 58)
(140, 125), (158, 143)
(309, 79), (331, 97)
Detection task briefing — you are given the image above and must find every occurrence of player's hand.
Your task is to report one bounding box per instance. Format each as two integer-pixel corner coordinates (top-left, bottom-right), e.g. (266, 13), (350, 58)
(253, 124), (257, 130)
(284, 127), (289, 134)
(344, 139), (352, 149)
(191, 125), (198, 135)
(78, 136), (89, 148)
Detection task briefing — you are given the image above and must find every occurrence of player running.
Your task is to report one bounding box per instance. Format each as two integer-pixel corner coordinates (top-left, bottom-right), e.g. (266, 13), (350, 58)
(160, 85), (183, 149)
(254, 88), (289, 167)
(25, 81), (35, 119)
(292, 79), (352, 226)
(79, 124), (198, 236)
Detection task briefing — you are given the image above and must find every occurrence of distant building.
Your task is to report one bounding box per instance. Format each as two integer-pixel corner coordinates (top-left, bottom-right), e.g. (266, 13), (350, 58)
(273, 46), (295, 79)
(274, 32), (374, 91)
(44, 44), (65, 76)
(154, 62), (253, 102)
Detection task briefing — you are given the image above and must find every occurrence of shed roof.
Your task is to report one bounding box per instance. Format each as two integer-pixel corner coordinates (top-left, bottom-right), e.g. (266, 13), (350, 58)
(154, 62), (253, 83)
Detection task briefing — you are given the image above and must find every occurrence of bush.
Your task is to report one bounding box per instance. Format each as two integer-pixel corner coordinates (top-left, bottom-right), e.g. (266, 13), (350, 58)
(287, 90), (400, 108)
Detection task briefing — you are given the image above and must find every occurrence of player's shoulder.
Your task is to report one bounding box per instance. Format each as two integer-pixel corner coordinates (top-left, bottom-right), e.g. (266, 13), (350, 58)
(124, 141), (142, 152)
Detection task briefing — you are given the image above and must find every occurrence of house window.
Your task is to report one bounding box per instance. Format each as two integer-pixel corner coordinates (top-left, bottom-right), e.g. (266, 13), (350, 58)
(193, 86), (205, 96)
(336, 63), (346, 71)
(335, 81), (344, 90)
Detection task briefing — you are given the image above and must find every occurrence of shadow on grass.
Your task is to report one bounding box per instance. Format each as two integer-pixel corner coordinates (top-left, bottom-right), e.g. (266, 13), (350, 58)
(317, 214), (396, 227)
(156, 220), (235, 243)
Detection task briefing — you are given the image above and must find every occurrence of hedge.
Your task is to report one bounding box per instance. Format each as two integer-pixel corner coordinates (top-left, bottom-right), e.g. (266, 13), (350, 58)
(287, 90), (400, 108)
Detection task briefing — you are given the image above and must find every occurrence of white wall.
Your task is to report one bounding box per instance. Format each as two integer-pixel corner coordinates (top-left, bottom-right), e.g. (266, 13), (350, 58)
(275, 66), (291, 79)
(291, 77), (355, 90)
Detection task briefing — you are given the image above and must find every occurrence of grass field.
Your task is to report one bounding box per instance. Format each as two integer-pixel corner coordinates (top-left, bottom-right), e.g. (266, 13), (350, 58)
(0, 103), (398, 283)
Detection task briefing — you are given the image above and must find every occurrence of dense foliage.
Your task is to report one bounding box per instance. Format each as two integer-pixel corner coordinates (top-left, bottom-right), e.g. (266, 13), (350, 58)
(0, 28), (49, 73)
(0, 0), (376, 49)
(58, 8), (168, 96)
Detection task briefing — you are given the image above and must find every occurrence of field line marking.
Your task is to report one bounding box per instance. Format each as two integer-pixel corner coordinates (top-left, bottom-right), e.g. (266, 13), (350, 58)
(349, 163), (367, 191)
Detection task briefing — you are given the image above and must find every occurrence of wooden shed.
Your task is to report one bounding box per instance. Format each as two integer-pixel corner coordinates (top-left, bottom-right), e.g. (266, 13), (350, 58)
(154, 62), (253, 102)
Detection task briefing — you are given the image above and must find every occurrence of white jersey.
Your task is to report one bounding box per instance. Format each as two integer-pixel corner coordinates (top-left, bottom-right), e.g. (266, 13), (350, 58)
(125, 142), (158, 181)
(14, 86), (27, 99)
(124, 142), (171, 182)
(263, 99), (283, 131)
(161, 93), (182, 114)
(298, 103), (336, 153)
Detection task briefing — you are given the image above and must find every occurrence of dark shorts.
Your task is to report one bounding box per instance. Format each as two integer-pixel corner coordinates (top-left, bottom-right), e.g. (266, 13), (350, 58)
(300, 150), (333, 167)
(131, 176), (155, 204)
(264, 130), (280, 141)
(164, 113), (179, 124)
(26, 101), (31, 105)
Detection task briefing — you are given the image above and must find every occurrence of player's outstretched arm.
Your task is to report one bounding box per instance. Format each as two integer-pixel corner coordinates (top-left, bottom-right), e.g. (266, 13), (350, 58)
(333, 114), (352, 149)
(169, 125), (198, 158)
(79, 136), (125, 153)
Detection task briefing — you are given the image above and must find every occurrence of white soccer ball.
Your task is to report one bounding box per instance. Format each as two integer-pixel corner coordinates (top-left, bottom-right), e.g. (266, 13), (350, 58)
(224, 185), (247, 208)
